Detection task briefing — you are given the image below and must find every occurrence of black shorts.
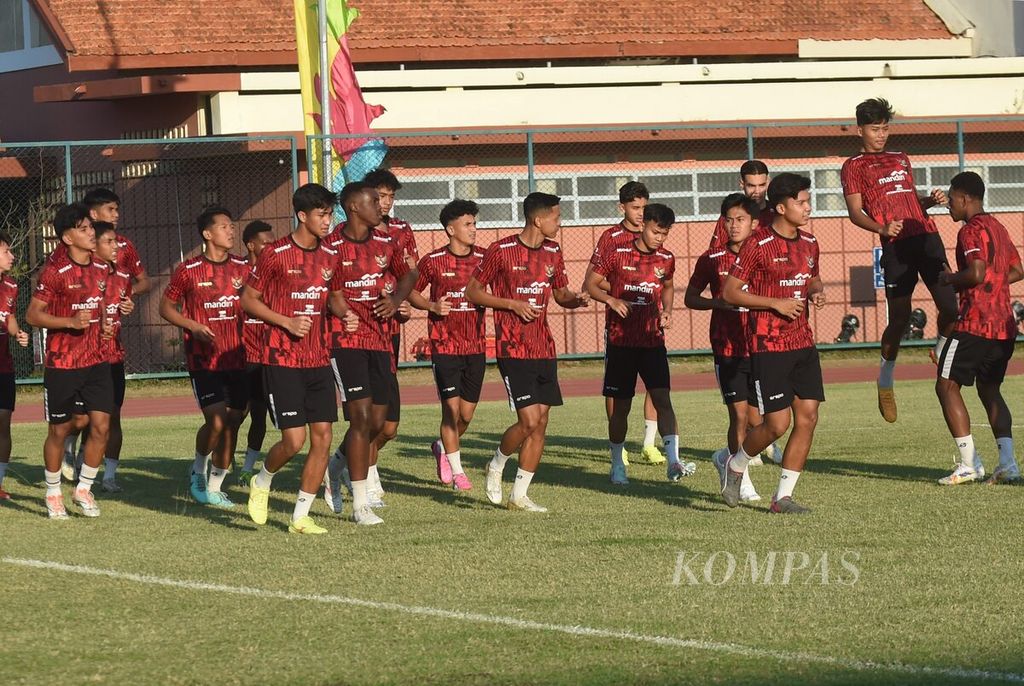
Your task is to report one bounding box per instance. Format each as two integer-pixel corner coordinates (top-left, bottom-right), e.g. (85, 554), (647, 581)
(189, 369), (248, 410)
(43, 363), (114, 424)
(111, 362), (126, 408)
(246, 363), (266, 410)
(881, 233), (949, 299)
(602, 344), (670, 399)
(497, 357), (563, 410)
(714, 355), (755, 406)
(331, 348), (396, 407)
(264, 364), (338, 430)
(937, 332), (1015, 387)
(750, 347), (825, 415)
(432, 353), (486, 403)
(391, 333), (401, 364)
(0, 372), (14, 412)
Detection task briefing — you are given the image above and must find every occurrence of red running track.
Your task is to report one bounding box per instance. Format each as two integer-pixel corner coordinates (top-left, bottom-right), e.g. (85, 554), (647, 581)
(13, 361), (1022, 424)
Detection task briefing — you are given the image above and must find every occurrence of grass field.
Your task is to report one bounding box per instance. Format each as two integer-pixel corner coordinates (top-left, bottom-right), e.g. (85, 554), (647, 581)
(3, 375), (1023, 685)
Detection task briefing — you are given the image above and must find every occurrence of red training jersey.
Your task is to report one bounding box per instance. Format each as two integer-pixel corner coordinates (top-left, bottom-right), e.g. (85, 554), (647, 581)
(589, 222), (639, 272)
(414, 246), (487, 356)
(953, 213), (1022, 340)
(688, 247), (748, 358)
(473, 234), (569, 360)
(0, 276), (17, 373)
(34, 254), (109, 369)
(730, 225), (820, 354)
(164, 254), (247, 372)
(709, 207), (773, 250)
(326, 226), (412, 353)
(50, 232), (143, 278)
(247, 235), (338, 369)
(593, 241), (674, 348)
(840, 151), (937, 244)
(384, 217), (419, 337)
(103, 265), (133, 364)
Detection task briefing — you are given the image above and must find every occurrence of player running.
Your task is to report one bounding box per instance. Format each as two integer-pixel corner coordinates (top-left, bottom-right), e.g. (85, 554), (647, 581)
(0, 231), (30, 501)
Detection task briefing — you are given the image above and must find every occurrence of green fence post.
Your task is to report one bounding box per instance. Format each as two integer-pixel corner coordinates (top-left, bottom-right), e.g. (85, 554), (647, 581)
(526, 131), (536, 193)
(956, 120), (965, 172)
(746, 126), (754, 160)
(290, 136), (300, 191)
(64, 144), (73, 203)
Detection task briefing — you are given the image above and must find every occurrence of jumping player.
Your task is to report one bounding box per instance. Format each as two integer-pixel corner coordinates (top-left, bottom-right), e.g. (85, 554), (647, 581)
(408, 199), (487, 490)
(466, 192), (590, 512)
(160, 207), (248, 509)
(841, 98), (955, 423)
(585, 203), (696, 486)
(0, 232), (29, 501)
(934, 172), (1022, 485)
(720, 174), (826, 514)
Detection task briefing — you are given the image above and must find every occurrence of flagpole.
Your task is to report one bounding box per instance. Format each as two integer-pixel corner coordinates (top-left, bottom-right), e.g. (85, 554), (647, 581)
(317, 0), (333, 185)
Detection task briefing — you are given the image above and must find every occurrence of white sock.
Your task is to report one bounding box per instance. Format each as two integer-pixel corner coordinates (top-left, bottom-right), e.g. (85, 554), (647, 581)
(242, 448), (260, 471)
(775, 468), (801, 501)
(878, 357), (896, 388)
(934, 335), (948, 359)
(0, 461), (7, 487)
(192, 451), (211, 476)
(293, 490), (315, 521)
(664, 435), (680, 466)
(643, 420), (658, 447)
(954, 434), (976, 467)
(489, 447), (511, 471)
(447, 449), (464, 475)
(610, 442), (625, 467)
(77, 464), (99, 493)
(208, 466), (228, 492)
(103, 457), (118, 480)
(253, 466), (275, 490)
(45, 469), (62, 495)
(352, 479), (369, 511)
(730, 444), (755, 473)
(740, 466), (755, 493)
(996, 437), (1017, 470)
(510, 468), (534, 501)
(368, 464), (381, 492)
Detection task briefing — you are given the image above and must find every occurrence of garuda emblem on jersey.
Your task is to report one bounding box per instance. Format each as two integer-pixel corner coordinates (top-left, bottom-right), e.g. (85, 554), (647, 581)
(654, 267), (665, 279)
(374, 254), (388, 269)
(545, 265), (555, 279)
(382, 282), (395, 295)
(321, 267), (333, 282)
(807, 257), (815, 268)
(231, 277), (244, 290)
(97, 280), (106, 293)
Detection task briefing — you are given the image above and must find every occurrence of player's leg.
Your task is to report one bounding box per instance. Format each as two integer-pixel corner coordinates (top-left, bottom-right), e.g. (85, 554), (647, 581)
(0, 372), (14, 500)
(71, 364), (114, 517)
(101, 362), (126, 492)
(288, 420), (332, 534)
(445, 354), (484, 490)
(206, 371), (247, 506)
(364, 352), (396, 506)
(935, 333), (985, 484)
(608, 396), (632, 485)
(976, 339), (1017, 483)
(638, 391), (666, 465)
(506, 404), (550, 511)
(603, 344), (637, 484)
(345, 396), (385, 523)
(190, 400), (228, 505)
(919, 233), (958, 362)
(430, 355), (457, 484)
(767, 397), (818, 513)
(877, 240), (916, 422)
(639, 346), (691, 481)
(241, 364), (267, 481)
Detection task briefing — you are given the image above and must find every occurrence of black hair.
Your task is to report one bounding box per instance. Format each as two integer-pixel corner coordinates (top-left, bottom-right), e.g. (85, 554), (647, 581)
(243, 220), (274, 245)
(739, 160), (769, 177)
(53, 203), (91, 237)
(92, 220), (116, 239)
(618, 181), (649, 204)
(523, 192), (560, 222)
(643, 203), (675, 228)
(439, 199), (479, 228)
(720, 192), (760, 218)
(292, 183), (337, 216)
(856, 98), (894, 126)
(0, 230), (12, 247)
(950, 171), (985, 200)
(339, 181), (373, 209)
(362, 169), (402, 192)
(197, 206), (232, 238)
(82, 188), (120, 209)
(767, 173), (812, 208)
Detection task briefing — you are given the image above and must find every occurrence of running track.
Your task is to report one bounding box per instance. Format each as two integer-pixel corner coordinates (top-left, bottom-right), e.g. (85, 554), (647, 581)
(13, 361), (1023, 424)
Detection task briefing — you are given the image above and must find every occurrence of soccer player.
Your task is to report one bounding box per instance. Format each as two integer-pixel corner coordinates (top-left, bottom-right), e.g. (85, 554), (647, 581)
(585, 181), (666, 466)
(708, 160), (773, 249)
(0, 232), (29, 501)
(26, 203), (113, 519)
(466, 192), (590, 512)
(685, 194), (767, 502)
(585, 203), (695, 486)
(933, 172), (1023, 485)
(94, 221), (134, 492)
(324, 181), (416, 525)
(160, 207), (248, 509)
(241, 183), (356, 534)
(720, 173), (826, 514)
(408, 199), (487, 490)
(841, 98), (956, 423)
(238, 220), (275, 485)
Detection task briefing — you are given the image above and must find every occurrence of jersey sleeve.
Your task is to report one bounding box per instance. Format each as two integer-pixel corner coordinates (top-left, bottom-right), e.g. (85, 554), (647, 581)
(840, 158), (865, 197)
(958, 224), (987, 265)
(473, 243), (502, 287)
(33, 265), (61, 304)
(414, 255), (431, 292)
(729, 240), (763, 284)
(401, 227), (420, 263)
(163, 263), (189, 303)
(687, 253), (713, 292)
(247, 248), (276, 293)
(120, 237), (144, 277)
(589, 232), (610, 270)
(663, 254), (676, 282)
(388, 243), (411, 281)
(551, 249), (569, 290)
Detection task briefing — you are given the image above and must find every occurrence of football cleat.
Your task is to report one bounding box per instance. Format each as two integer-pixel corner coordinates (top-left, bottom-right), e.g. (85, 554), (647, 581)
(72, 489), (100, 518)
(638, 445), (667, 465)
(610, 460), (629, 486)
(484, 461), (504, 505)
(985, 464), (1022, 485)
(506, 496), (548, 513)
(351, 505), (384, 526)
(289, 515), (328, 535)
(432, 440), (453, 485)
(938, 461), (986, 486)
(247, 476), (270, 525)
(877, 383), (897, 423)
(452, 473), (473, 491)
(768, 497), (811, 514)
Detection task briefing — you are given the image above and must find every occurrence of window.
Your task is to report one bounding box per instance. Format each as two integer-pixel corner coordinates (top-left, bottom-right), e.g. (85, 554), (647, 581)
(0, 0), (61, 73)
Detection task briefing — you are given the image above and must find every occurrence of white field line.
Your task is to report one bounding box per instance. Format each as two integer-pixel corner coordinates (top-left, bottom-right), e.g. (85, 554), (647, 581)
(4, 557), (1022, 683)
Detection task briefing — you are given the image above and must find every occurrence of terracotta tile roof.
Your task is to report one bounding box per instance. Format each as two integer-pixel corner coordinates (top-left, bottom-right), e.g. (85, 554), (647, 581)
(36, 0), (953, 68)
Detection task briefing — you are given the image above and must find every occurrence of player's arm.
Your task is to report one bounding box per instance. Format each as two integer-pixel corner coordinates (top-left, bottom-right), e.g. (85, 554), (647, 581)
(26, 297), (88, 331)
(373, 268), (418, 320)
(130, 269), (151, 296)
(682, 267), (724, 311)
(327, 290), (359, 333)
(919, 189), (947, 211)
(6, 311), (29, 347)
(844, 193), (901, 239)
(1008, 261), (1023, 285)
(552, 286), (589, 309)
(240, 285), (310, 338)
(659, 278), (674, 329)
(722, 276), (804, 320)
(807, 276), (826, 308)
(583, 268), (627, 317)
(939, 258), (985, 290)
(466, 277), (540, 322)
(159, 295), (215, 343)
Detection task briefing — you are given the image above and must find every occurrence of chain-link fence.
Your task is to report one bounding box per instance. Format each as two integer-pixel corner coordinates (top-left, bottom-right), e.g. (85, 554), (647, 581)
(3, 120), (1022, 379)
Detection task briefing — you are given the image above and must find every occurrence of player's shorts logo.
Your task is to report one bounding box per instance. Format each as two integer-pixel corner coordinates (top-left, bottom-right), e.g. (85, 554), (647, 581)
(374, 254), (388, 269)
(321, 267), (334, 281)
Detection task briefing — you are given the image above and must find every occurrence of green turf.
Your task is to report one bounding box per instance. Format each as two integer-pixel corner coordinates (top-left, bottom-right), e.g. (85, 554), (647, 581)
(2, 377), (1023, 685)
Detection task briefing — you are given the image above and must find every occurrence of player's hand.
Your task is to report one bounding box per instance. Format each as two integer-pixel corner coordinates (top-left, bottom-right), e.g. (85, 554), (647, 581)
(937, 264), (953, 288)
(118, 297), (135, 315)
(405, 254), (417, 271)
(660, 311), (672, 329)
(15, 330), (28, 347)
(101, 320), (114, 340)
(607, 297), (630, 319)
(431, 295), (452, 317)
(342, 310), (359, 333)
(772, 298), (804, 320)
(572, 291), (591, 309)
(509, 300), (541, 322)
(930, 188), (948, 206)
(68, 310), (91, 330)
(190, 323), (217, 343)
(285, 316), (311, 338)
(373, 293), (398, 320)
(880, 220), (903, 239)
(810, 291), (826, 309)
